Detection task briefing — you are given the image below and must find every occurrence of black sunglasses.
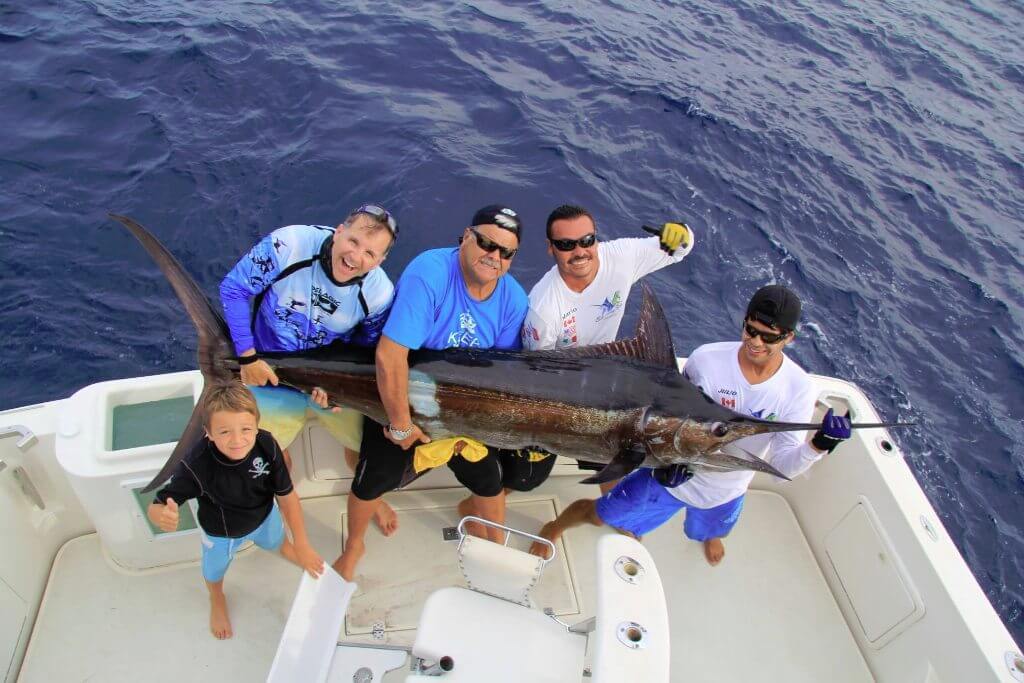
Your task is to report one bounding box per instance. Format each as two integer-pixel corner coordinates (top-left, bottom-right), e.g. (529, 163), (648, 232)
(355, 204), (399, 239)
(743, 321), (790, 344)
(549, 233), (597, 252)
(468, 227), (518, 260)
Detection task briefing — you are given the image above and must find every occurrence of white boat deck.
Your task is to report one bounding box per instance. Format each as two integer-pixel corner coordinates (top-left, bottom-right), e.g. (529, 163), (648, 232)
(18, 475), (871, 682)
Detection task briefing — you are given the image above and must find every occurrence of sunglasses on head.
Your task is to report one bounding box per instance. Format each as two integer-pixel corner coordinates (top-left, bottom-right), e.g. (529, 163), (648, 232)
(468, 227), (518, 260)
(355, 204), (399, 238)
(549, 233), (597, 252)
(743, 321), (790, 344)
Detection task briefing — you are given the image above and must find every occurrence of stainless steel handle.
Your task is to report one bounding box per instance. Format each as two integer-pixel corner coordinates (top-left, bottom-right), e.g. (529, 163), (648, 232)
(0, 424), (36, 450)
(456, 515), (556, 563)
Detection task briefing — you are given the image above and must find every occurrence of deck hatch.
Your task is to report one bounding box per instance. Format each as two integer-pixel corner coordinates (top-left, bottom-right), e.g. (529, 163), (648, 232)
(825, 499), (924, 646)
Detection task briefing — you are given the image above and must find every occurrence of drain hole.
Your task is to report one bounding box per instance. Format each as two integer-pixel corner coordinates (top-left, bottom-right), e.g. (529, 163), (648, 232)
(623, 562), (639, 576)
(625, 626), (642, 642)
(880, 440), (893, 452)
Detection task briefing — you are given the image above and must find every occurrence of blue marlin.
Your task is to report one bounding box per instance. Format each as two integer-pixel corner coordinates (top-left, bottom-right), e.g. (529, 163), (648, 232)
(108, 214), (903, 493)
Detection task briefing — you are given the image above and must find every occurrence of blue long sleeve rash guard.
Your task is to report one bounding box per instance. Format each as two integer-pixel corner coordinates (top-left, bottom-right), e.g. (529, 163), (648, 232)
(220, 224), (394, 354)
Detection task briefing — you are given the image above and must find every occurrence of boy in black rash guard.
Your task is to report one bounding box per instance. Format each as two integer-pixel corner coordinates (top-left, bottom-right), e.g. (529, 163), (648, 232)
(147, 382), (324, 640)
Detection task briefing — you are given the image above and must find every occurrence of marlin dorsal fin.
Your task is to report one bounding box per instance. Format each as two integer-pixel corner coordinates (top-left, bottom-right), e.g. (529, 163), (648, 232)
(531, 282), (679, 367)
(629, 281), (678, 368)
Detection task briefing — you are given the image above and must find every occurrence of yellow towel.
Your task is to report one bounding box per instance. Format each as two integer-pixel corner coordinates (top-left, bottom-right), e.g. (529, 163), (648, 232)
(413, 436), (489, 473)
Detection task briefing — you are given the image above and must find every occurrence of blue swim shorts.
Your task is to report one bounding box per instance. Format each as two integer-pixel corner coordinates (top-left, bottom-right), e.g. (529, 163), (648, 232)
(200, 504), (285, 582)
(595, 469), (745, 542)
(249, 385), (363, 451)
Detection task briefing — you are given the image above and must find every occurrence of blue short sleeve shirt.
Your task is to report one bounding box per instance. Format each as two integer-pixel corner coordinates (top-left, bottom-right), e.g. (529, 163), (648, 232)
(383, 248), (528, 351)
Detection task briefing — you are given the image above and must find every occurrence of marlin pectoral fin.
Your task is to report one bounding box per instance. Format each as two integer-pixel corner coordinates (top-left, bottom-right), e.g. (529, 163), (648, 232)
(141, 388), (209, 492)
(580, 449), (646, 485)
(701, 449), (792, 481)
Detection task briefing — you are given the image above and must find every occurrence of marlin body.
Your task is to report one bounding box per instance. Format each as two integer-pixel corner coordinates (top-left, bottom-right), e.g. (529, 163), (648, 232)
(109, 214), (901, 492)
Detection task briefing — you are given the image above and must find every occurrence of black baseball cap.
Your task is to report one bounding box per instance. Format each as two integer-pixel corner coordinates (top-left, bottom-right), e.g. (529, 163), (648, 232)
(471, 205), (522, 237)
(746, 285), (801, 331)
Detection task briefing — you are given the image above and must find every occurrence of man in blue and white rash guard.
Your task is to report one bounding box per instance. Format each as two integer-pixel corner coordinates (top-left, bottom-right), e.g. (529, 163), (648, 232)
(219, 204), (400, 534)
(333, 205), (529, 580)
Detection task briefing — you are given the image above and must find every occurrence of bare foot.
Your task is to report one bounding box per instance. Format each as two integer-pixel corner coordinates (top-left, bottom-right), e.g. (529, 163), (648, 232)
(332, 538), (365, 581)
(529, 521), (560, 557)
(703, 538), (725, 566)
(374, 500), (398, 537)
(457, 496), (486, 539)
(209, 592), (233, 640)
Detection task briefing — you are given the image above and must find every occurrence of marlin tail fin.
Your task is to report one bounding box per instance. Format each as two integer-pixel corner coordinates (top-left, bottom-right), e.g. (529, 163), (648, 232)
(109, 214), (235, 492)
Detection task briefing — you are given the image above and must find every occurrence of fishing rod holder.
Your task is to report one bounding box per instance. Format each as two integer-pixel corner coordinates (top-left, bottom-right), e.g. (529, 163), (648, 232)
(411, 655), (455, 676)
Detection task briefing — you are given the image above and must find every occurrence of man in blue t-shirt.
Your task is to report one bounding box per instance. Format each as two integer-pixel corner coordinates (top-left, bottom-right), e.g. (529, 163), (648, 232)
(220, 204), (401, 535)
(333, 205), (529, 580)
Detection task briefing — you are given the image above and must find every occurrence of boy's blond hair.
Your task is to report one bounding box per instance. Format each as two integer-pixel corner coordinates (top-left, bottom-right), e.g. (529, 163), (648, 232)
(202, 381), (260, 426)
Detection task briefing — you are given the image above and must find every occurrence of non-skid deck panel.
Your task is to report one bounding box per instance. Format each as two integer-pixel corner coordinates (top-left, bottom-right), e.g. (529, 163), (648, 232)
(342, 494), (580, 636)
(497, 481), (873, 683)
(646, 490), (874, 683)
(16, 491), (578, 682)
(18, 480), (871, 682)
(17, 534), (301, 683)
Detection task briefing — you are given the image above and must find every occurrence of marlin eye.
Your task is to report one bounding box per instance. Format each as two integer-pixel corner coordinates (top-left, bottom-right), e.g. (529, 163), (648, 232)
(711, 422), (729, 438)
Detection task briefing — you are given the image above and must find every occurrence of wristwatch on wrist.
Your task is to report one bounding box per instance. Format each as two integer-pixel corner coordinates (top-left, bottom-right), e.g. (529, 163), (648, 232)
(388, 423), (414, 441)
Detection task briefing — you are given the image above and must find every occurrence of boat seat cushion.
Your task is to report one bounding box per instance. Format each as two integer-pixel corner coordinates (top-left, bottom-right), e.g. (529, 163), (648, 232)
(406, 586), (586, 683)
(457, 534), (546, 606)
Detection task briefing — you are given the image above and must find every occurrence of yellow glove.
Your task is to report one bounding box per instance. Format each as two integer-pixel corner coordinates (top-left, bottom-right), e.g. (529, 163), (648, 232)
(642, 222), (691, 255)
(659, 222), (690, 254)
(414, 436), (489, 473)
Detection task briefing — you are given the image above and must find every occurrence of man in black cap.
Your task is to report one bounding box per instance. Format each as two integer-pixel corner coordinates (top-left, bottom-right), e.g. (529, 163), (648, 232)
(530, 284), (852, 566)
(333, 205), (529, 580)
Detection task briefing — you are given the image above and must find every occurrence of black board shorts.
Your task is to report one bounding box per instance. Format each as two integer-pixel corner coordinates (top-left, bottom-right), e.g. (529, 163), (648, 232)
(350, 416), (504, 500)
(576, 460), (604, 472)
(499, 449), (558, 492)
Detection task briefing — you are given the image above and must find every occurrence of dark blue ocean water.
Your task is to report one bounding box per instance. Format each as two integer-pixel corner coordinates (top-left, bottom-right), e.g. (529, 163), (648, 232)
(2, 0), (1022, 646)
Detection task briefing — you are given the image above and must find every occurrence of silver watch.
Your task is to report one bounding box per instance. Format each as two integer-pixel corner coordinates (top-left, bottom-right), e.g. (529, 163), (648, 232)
(387, 423), (414, 441)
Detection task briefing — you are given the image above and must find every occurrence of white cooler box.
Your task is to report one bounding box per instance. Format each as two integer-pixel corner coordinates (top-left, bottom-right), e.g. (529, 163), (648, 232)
(55, 370), (204, 570)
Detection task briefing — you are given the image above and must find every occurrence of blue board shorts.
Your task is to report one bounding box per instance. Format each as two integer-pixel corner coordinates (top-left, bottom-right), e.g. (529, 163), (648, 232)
(249, 385), (362, 452)
(595, 469), (745, 541)
(200, 504), (285, 582)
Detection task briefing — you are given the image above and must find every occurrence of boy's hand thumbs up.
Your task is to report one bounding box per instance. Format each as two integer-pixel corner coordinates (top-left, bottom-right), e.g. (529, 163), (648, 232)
(158, 497), (180, 532)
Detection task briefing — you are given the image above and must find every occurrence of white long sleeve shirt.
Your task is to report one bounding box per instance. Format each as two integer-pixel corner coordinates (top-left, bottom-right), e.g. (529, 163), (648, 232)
(521, 235), (693, 349)
(669, 341), (822, 508)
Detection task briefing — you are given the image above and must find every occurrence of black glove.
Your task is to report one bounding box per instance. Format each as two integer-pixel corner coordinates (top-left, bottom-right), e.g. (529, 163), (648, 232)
(653, 463), (693, 487)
